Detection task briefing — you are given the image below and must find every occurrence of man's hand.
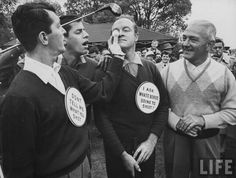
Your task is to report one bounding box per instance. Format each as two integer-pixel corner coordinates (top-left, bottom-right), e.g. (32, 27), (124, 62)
(133, 134), (157, 164)
(182, 115), (205, 133)
(108, 30), (125, 57)
(97, 55), (112, 71)
(121, 151), (141, 177)
(176, 119), (202, 137)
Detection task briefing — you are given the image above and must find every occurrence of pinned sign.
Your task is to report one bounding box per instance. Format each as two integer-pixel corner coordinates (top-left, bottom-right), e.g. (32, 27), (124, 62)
(135, 82), (160, 114)
(65, 87), (87, 127)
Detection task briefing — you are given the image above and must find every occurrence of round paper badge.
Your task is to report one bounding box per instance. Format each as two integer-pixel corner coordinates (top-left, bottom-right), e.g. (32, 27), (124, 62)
(65, 87), (87, 127)
(135, 82), (160, 114)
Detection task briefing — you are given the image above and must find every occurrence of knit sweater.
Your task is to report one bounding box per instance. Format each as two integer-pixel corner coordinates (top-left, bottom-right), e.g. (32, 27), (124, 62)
(95, 60), (169, 156)
(0, 58), (123, 178)
(161, 58), (236, 131)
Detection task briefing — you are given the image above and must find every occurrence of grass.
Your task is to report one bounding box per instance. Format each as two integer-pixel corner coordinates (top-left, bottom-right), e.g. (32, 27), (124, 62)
(89, 123), (166, 178)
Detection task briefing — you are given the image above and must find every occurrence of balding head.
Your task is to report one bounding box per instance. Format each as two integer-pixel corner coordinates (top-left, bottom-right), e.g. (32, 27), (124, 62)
(186, 20), (216, 42)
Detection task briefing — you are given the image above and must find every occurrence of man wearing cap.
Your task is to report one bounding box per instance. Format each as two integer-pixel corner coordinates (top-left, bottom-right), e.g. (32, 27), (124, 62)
(94, 14), (169, 178)
(161, 20), (236, 178)
(159, 42), (177, 62)
(0, 2), (124, 177)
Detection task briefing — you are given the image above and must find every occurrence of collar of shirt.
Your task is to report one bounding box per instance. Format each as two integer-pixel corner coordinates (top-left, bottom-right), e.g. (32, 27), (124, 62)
(23, 55), (65, 94)
(123, 52), (143, 67)
(61, 55), (87, 67)
(185, 57), (210, 73)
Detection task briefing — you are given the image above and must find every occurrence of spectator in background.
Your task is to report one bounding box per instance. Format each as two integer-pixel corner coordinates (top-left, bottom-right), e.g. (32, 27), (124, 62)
(159, 42), (176, 62)
(145, 50), (156, 63)
(141, 48), (147, 58)
(155, 50), (162, 63)
(88, 46), (101, 62)
(156, 51), (170, 72)
(147, 40), (161, 58)
(212, 38), (232, 69)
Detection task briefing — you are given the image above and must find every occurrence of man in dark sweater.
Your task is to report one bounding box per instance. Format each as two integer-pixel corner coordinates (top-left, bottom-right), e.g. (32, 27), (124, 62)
(59, 15), (105, 168)
(0, 2), (124, 178)
(94, 15), (169, 178)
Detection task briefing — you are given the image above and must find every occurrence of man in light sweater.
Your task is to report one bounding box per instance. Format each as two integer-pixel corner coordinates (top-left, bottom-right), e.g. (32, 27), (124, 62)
(161, 20), (236, 178)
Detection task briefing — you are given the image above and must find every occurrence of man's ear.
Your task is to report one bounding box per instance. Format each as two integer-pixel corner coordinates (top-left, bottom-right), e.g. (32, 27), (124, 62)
(207, 40), (215, 51)
(38, 31), (48, 45)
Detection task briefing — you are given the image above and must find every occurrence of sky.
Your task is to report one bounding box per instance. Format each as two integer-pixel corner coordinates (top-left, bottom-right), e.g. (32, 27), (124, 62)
(18, 0), (236, 49)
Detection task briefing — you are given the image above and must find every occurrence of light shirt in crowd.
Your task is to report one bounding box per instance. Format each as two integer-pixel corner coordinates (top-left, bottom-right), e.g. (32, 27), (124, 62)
(23, 55), (66, 94)
(123, 52), (143, 77)
(185, 57), (210, 79)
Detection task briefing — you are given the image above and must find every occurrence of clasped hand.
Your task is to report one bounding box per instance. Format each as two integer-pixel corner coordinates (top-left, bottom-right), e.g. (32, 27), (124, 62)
(176, 115), (205, 137)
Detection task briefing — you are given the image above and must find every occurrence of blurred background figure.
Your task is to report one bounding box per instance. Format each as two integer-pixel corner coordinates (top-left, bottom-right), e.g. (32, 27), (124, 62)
(145, 50), (155, 63)
(156, 50), (170, 72)
(154, 50), (162, 63)
(88, 46), (101, 62)
(141, 48), (147, 58)
(212, 38), (231, 70)
(136, 50), (141, 57)
(159, 42), (177, 62)
(148, 40), (161, 57)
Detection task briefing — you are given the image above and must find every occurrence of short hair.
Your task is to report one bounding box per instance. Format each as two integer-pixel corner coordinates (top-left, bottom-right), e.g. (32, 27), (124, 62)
(161, 50), (170, 57)
(115, 14), (138, 34)
(60, 15), (81, 37)
(187, 20), (216, 42)
(215, 38), (225, 47)
(11, 2), (56, 52)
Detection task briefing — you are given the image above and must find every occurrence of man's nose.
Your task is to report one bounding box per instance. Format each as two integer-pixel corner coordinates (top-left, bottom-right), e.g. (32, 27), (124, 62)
(61, 27), (66, 35)
(83, 30), (89, 38)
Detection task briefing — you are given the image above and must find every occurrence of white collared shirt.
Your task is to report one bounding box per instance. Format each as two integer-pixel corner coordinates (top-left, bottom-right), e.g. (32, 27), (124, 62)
(23, 55), (66, 94)
(185, 58), (210, 78)
(123, 52), (143, 77)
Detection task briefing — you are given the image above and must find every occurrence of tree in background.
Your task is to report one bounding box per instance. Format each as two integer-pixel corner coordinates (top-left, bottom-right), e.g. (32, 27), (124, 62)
(64, 0), (191, 37)
(64, 0), (117, 23)
(0, 0), (17, 47)
(0, 0), (64, 48)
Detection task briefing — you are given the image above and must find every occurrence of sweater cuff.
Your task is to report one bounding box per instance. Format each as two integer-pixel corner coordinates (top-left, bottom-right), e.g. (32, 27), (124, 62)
(168, 110), (180, 131)
(202, 114), (220, 129)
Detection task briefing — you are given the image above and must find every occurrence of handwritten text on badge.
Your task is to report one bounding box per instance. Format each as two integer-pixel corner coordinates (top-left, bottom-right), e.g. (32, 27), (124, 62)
(65, 87), (87, 127)
(135, 82), (160, 114)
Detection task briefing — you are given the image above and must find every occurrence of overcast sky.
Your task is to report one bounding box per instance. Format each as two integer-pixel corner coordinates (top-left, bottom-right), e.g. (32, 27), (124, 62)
(18, 0), (236, 49)
(188, 0), (236, 49)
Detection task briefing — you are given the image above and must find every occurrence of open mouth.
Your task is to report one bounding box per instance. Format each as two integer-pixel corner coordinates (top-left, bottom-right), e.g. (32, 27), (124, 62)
(82, 41), (89, 48)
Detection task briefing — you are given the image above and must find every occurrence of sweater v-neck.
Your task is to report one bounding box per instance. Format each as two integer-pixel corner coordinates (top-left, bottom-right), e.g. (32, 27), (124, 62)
(184, 59), (211, 82)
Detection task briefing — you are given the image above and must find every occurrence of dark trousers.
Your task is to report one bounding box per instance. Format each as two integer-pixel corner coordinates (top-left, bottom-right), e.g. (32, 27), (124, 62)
(104, 141), (155, 178)
(224, 136), (236, 178)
